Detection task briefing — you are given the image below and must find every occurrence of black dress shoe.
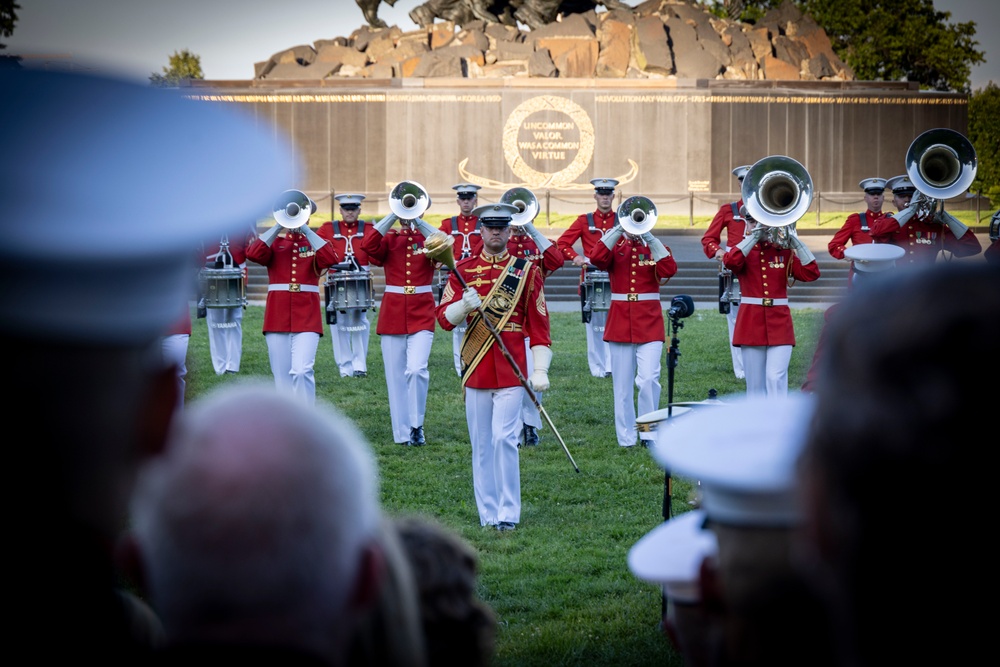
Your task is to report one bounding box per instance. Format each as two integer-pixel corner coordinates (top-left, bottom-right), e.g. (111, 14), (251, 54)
(409, 426), (425, 447)
(497, 521), (516, 532)
(353, 370), (367, 378)
(523, 425), (539, 447)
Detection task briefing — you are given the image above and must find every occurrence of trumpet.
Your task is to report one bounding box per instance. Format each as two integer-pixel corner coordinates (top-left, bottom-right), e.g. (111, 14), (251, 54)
(616, 196), (657, 236)
(741, 156), (813, 248)
(500, 187), (539, 226)
(272, 189), (316, 229)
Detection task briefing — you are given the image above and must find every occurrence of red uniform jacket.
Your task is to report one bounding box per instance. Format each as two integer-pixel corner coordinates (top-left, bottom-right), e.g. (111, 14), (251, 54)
(557, 209), (616, 263)
(869, 214), (982, 265)
(317, 219), (370, 269)
(701, 200), (748, 259)
(724, 241), (821, 346)
(827, 210), (885, 259)
(436, 250), (551, 390)
(165, 307), (192, 336)
(590, 236), (678, 343)
(438, 214), (483, 259)
(506, 232), (564, 278)
(362, 223), (438, 335)
(247, 230), (338, 335)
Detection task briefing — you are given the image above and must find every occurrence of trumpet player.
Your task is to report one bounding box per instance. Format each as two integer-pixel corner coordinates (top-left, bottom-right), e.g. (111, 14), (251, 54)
(701, 165), (751, 380)
(723, 210), (820, 399)
(363, 183), (439, 447)
(557, 178), (617, 377)
(439, 183), (484, 377)
(591, 199), (677, 448)
(247, 191), (339, 405)
(870, 175), (982, 265)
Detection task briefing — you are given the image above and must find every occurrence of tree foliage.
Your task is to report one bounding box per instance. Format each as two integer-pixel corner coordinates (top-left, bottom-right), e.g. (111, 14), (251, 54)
(1, 0), (20, 49)
(149, 49), (204, 87)
(701, 0), (984, 93)
(969, 83), (1000, 208)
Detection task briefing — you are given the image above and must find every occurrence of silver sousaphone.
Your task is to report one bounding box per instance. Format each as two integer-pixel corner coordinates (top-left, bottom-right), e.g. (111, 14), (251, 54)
(616, 195), (657, 236)
(500, 187), (539, 226)
(741, 156), (813, 248)
(272, 189), (316, 229)
(904, 128), (978, 217)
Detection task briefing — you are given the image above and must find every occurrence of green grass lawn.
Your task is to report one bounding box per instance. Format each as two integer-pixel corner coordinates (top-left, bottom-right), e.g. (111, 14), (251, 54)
(184, 306), (825, 667)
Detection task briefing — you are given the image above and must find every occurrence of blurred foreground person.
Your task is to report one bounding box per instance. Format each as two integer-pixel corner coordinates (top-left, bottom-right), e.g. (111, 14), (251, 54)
(633, 395), (837, 667)
(797, 261), (999, 667)
(128, 384), (384, 664)
(395, 515), (497, 667)
(1, 68), (296, 659)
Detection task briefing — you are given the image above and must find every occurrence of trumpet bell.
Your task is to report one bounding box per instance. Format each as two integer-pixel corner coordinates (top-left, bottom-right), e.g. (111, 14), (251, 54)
(617, 196), (658, 236)
(273, 189), (316, 229)
(905, 128), (978, 200)
(389, 180), (432, 220)
(742, 156), (813, 227)
(500, 187), (539, 226)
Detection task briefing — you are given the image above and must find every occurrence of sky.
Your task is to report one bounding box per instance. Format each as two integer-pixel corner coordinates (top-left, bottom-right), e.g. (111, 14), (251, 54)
(5, 0), (998, 89)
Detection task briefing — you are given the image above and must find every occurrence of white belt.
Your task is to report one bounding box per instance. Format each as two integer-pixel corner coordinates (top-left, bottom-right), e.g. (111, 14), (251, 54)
(268, 283), (320, 293)
(610, 293), (661, 302)
(739, 297), (788, 306)
(384, 285), (433, 295)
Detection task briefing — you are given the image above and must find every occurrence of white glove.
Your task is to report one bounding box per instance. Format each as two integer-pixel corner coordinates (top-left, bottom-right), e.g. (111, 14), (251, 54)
(523, 222), (553, 252)
(413, 217), (438, 238)
(892, 204), (916, 228)
(735, 227), (762, 255)
(301, 225), (328, 250)
(374, 212), (398, 235)
(601, 224), (624, 251)
(788, 234), (816, 264)
(935, 210), (970, 238)
(445, 287), (482, 326)
(259, 224), (282, 247)
(529, 345), (552, 392)
(641, 232), (670, 261)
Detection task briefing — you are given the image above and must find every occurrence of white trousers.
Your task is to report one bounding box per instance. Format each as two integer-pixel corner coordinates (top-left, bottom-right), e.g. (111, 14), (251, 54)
(452, 324), (467, 377)
(466, 386), (522, 526)
(741, 345), (792, 399)
(521, 338), (541, 429)
(265, 332), (320, 405)
(161, 334), (189, 410)
(381, 331), (433, 444)
(206, 306), (243, 375)
(331, 310), (370, 376)
(586, 310), (612, 377)
(609, 341), (663, 447)
(727, 303), (745, 379)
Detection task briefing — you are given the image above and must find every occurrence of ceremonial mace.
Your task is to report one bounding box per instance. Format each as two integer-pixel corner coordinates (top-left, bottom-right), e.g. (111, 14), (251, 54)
(424, 232), (580, 473)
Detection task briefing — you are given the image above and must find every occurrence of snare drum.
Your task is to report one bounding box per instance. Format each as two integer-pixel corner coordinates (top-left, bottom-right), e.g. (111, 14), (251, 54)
(636, 406), (693, 435)
(582, 270), (612, 314)
(200, 267), (244, 308)
(327, 270), (375, 312)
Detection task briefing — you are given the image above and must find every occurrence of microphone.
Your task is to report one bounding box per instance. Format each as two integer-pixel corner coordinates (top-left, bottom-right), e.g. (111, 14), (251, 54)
(668, 294), (695, 319)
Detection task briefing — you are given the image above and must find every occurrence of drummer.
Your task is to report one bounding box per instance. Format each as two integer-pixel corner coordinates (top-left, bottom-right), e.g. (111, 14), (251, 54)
(556, 178), (618, 377)
(318, 193), (372, 378)
(590, 200), (677, 448)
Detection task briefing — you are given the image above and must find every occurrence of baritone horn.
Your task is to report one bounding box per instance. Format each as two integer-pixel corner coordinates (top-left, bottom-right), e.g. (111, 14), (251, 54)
(273, 189), (316, 229)
(742, 156), (813, 248)
(905, 128), (978, 201)
(617, 196), (658, 236)
(389, 180), (432, 220)
(500, 187), (539, 226)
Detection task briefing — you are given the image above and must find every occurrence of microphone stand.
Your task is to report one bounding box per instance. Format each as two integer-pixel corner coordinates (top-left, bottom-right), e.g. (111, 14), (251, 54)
(663, 312), (685, 521)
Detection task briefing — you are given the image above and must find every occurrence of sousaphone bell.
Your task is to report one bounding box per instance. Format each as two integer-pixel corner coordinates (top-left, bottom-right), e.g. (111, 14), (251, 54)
(741, 156), (813, 248)
(500, 187), (540, 226)
(617, 196), (658, 236)
(905, 128), (978, 200)
(273, 189), (316, 229)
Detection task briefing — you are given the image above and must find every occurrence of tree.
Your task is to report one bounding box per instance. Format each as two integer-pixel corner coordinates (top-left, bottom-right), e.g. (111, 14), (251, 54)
(1, 0), (20, 49)
(149, 49), (204, 87)
(700, 0), (984, 93)
(968, 82), (1000, 208)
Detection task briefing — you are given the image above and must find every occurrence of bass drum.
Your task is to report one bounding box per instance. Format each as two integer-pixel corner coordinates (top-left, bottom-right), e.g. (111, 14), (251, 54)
(200, 267), (244, 308)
